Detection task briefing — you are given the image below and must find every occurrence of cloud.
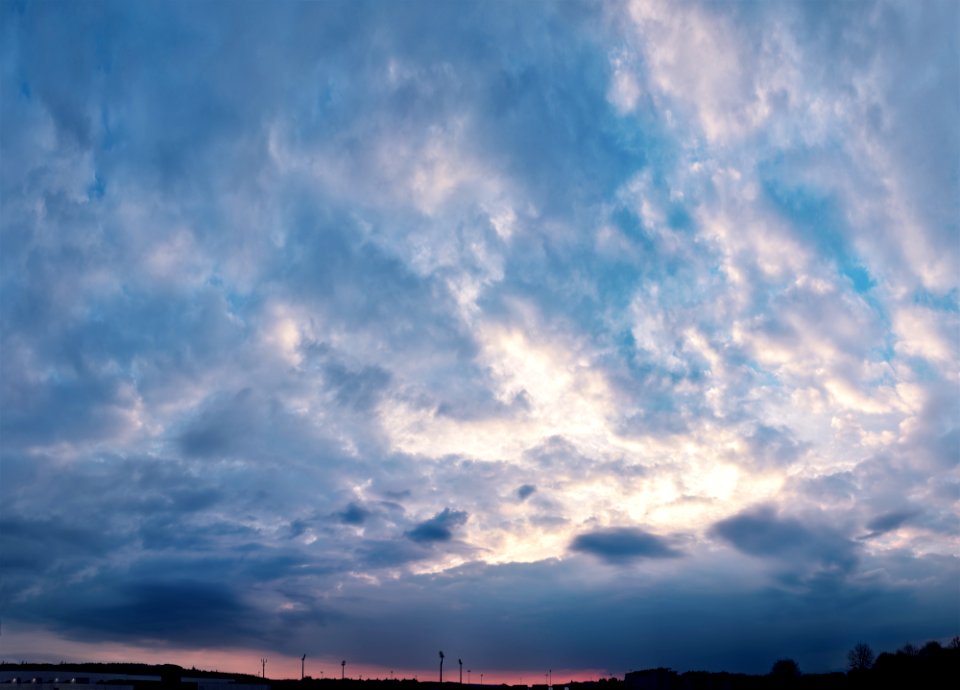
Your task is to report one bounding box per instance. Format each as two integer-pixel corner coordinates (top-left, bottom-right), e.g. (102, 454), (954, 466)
(516, 484), (537, 501)
(570, 527), (682, 563)
(0, 515), (113, 576)
(407, 508), (469, 543)
(323, 362), (392, 413)
(75, 580), (256, 645)
(711, 506), (858, 575)
(2, 0), (957, 676)
(861, 510), (919, 540)
(337, 503), (372, 526)
(627, 0), (766, 143)
(743, 424), (809, 469)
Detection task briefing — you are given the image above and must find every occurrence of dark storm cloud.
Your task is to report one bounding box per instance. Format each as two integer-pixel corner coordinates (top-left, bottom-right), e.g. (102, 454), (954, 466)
(7, 530), (959, 673)
(84, 581), (255, 644)
(6, 525), (355, 648)
(337, 502), (372, 525)
(26, 575), (263, 649)
(861, 510), (919, 539)
(407, 508), (469, 543)
(570, 527), (682, 563)
(0, 516), (113, 572)
(258, 553), (960, 675)
(711, 506), (858, 573)
(516, 484), (537, 501)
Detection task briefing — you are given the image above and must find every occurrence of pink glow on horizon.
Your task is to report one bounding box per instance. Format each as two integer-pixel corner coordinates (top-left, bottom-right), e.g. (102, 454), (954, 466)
(2, 628), (614, 686)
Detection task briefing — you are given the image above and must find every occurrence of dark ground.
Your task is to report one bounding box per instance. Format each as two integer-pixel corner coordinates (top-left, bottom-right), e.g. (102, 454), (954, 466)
(2, 642), (958, 690)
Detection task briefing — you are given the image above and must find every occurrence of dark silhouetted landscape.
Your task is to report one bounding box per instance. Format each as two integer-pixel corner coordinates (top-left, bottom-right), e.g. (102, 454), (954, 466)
(2, 640), (958, 690)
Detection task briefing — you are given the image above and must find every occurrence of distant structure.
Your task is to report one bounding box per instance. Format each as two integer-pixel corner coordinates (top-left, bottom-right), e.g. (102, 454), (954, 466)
(301, 655), (306, 681)
(260, 660), (267, 680)
(458, 659), (463, 685)
(341, 661), (346, 681)
(439, 651), (445, 684)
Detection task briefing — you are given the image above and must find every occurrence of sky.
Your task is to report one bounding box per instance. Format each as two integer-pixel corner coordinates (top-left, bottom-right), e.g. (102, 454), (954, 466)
(1, 0), (958, 681)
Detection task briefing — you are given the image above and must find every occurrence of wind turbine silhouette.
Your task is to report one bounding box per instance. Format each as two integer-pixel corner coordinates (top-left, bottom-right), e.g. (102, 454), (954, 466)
(439, 651), (445, 683)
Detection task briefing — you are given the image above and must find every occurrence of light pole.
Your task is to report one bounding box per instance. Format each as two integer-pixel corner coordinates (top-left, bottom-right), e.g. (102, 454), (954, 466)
(341, 660), (346, 681)
(459, 659), (463, 685)
(549, 670), (552, 687)
(480, 673), (483, 686)
(439, 651), (445, 683)
(468, 670), (471, 685)
(301, 655), (306, 681)
(261, 659), (267, 679)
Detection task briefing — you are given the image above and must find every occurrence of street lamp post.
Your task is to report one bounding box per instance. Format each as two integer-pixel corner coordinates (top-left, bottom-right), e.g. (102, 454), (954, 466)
(341, 661), (346, 681)
(439, 651), (445, 684)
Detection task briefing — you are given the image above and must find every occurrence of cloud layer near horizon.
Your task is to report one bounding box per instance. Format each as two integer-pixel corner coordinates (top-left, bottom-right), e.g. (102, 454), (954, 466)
(2, 0), (958, 677)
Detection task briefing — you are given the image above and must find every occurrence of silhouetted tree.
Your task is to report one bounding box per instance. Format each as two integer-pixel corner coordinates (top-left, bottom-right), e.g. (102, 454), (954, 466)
(769, 659), (800, 678)
(848, 642), (875, 671)
(897, 643), (918, 657)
